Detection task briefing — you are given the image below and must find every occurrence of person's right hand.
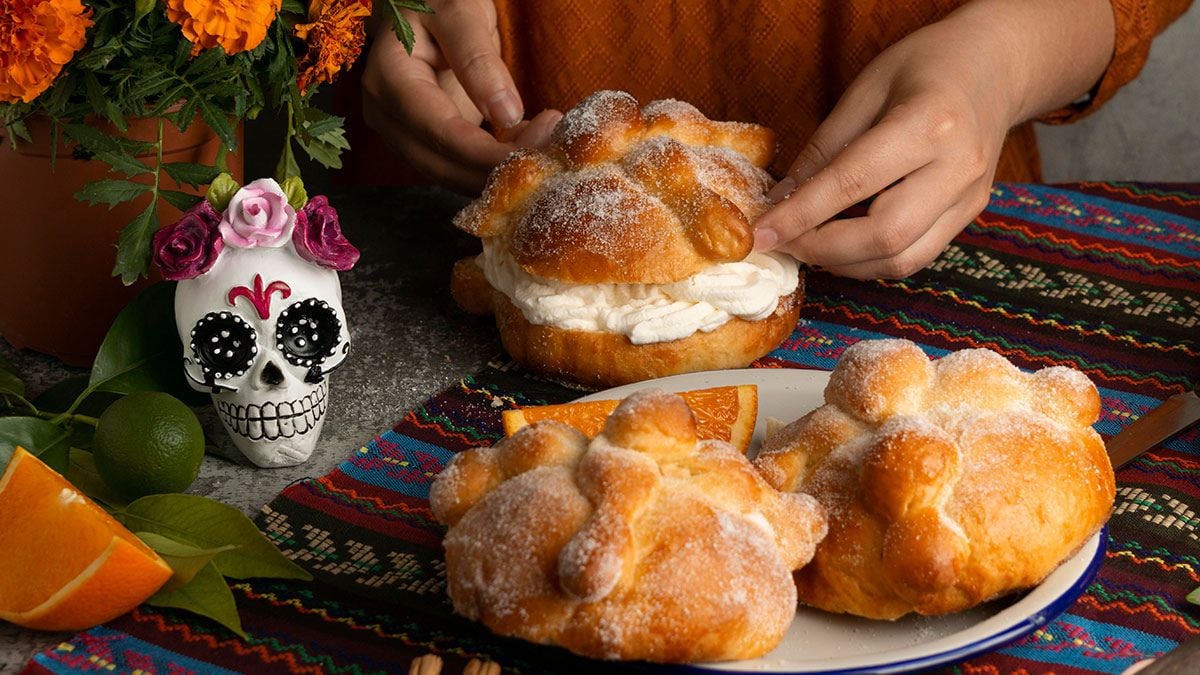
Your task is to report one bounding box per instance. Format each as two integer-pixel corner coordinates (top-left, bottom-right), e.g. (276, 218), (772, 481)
(362, 0), (562, 193)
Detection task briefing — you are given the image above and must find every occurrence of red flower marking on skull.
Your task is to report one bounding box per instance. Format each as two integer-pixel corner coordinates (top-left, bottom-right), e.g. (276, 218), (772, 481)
(227, 274), (292, 319)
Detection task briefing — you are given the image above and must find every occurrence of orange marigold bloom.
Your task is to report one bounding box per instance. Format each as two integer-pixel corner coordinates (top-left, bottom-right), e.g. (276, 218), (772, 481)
(165, 0), (281, 57)
(0, 0), (92, 104)
(294, 0), (371, 95)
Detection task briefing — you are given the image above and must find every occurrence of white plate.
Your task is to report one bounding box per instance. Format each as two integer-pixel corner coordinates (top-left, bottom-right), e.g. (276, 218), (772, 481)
(577, 368), (1106, 674)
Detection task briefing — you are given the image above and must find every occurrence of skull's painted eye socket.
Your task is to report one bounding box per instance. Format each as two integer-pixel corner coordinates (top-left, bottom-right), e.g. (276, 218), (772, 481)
(191, 312), (258, 380)
(276, 299), (342, 368)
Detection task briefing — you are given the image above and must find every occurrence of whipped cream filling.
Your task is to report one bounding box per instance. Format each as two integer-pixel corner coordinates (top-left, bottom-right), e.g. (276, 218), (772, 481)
(478, 239), (799, 345)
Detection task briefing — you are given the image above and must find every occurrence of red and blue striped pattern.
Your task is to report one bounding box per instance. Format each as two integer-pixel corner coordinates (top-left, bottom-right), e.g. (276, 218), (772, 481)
(28, 183), (1200, 675)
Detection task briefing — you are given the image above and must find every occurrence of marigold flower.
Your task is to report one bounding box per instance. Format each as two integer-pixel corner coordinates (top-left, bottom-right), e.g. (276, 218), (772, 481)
(0, 0), (92, 104)
(165, 0), (280, 57)
(293, 0), (371, 95)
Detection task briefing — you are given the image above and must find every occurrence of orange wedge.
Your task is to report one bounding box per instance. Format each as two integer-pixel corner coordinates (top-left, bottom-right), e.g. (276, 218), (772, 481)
(0, 447), (172, 631)
(502, 385), (758, 453)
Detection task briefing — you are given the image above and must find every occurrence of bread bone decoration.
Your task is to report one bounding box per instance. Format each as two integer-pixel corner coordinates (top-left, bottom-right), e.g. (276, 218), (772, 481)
(430, 390), (828, 662)
(451, 90), (803, 387)
(754, 339), (1115, 619)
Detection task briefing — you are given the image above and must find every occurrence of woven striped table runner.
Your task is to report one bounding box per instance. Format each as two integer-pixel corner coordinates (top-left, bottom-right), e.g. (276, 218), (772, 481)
(27, 182), (1200, 675)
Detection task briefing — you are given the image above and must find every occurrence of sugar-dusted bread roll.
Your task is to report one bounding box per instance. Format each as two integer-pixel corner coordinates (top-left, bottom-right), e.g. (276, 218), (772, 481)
(755, 339), (1114, 619)
(451, 90), (802, 387)
(430, 390), (827, 662)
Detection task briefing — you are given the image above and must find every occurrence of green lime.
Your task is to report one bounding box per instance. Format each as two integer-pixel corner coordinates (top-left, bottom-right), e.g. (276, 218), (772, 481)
(92, 392), (205, 500)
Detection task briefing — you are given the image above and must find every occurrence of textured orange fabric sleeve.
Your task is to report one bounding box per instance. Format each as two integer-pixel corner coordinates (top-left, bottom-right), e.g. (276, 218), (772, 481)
(1039, 0), (1194, 124)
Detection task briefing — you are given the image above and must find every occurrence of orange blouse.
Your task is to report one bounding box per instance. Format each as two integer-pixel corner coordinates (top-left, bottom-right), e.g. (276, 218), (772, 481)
(492, 0), (1192, 182)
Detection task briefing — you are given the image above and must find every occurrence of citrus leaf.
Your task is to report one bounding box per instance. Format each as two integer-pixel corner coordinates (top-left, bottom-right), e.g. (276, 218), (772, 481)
(33, 375), (121, 418)
(75, 179), (152, 208)
(0, 353), (23, 397)
(111, 200), (158, 285)
(88, 282), (190, 397)
(117, 494), (312, 582)
(0, 417), (71, 474)
(145, 560), (247, 639)
(64, 449), (129, 508)
(136, 531), (238, 592)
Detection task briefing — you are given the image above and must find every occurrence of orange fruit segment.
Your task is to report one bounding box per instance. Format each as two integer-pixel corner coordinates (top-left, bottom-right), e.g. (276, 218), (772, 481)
(0, 447), (172, 631)
(502, 385), (759, 453)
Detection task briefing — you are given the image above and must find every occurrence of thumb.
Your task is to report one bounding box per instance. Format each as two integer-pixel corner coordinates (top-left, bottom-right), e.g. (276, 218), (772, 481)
(427, 2), (523, 128)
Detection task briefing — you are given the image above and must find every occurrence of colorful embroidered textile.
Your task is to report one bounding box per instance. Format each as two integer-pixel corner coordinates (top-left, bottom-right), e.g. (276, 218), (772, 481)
(26, 182), (1200, 674)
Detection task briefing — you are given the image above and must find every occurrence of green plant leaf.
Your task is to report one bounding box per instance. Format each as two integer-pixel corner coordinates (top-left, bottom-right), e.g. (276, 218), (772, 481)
(274, 138), (302, 181)
(133, 0), (155, 22)
(160, 190), (203, 212)
(62, 124), (153, 154)
(137, 531), (238, 592)
(162, 162), (221, 189)
(294, 133), (347, 170)
(0, 353), (23, 397)
(64, 449), (129, 508)
(145, 560), (247, 639)
(1189, 587), (1200, 605)
(0, 417), (71, 474)
(280, 0), (305, 14)
(88, 282), (191, 397)
(206, 172), (240, 211)
(197, 98), (238, 151)
(385, 0), (432, 53)
(111, 199), (158, 285)
(116, 494), (312, 582)
(280, 175), (307, 210)
(33, 375), (122, 418)
(82, 72), (127, 133)
(75, 179), (152, 208)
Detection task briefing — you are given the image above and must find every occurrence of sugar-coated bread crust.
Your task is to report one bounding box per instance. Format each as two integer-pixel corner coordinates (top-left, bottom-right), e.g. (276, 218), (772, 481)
(430, 390), (828, 662)
(451, 256), (803, 388)
(454, 90), (776, 285)
(754, 339), (1115, 619)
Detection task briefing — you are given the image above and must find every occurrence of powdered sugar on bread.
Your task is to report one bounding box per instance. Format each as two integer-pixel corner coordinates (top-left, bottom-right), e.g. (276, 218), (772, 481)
(755, 339), (1115, 619)
(430, 390), (827, 663)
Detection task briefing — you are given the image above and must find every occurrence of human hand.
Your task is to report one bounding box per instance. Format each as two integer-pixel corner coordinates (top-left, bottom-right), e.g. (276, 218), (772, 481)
(753, 0), (1114, 279)
(362, 0), (562, 192)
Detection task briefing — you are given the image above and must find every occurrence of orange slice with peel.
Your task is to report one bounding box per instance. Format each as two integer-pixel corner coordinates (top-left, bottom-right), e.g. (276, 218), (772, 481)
(502, 384), (758, 453)
(0, 447), (172, 631)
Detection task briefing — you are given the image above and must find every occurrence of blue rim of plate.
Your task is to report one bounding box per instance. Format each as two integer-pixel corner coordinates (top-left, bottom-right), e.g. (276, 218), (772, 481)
(660, 526), (1107, 675)
(579, 370), (1109, 675)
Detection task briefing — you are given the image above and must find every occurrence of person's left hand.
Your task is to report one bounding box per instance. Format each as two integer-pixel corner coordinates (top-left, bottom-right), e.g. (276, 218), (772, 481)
(752, 0), (1114, 279)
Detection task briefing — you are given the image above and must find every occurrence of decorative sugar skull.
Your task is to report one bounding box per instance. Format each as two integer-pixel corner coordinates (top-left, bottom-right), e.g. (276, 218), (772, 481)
(153, 179), (359, 467)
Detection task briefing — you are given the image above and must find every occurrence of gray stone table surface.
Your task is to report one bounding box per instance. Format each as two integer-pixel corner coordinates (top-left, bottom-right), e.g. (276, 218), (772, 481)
(0, 186), (500, 672)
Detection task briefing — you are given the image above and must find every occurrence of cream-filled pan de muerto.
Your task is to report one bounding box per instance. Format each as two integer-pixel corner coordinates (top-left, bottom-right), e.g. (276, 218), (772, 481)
(755, 339), (1115, 620)
(429, 390), (827, 663)
(451, 90), (802, 387)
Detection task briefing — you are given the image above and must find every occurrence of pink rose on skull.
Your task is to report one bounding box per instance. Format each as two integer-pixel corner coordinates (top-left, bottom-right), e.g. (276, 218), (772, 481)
(152, 200), (224, 281)
(293, 196), (360, 271)
(218, 178), (296, 248)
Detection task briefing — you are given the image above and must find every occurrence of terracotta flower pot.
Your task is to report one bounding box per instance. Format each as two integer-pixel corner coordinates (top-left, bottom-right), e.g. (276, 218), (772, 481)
(0, 116), (241, 367)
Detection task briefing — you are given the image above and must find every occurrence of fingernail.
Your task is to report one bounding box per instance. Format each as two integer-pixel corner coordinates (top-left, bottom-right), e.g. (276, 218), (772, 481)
(753, 227), (779, 251)
(767, 176), (797, 204)
(487, 90), (523, 129)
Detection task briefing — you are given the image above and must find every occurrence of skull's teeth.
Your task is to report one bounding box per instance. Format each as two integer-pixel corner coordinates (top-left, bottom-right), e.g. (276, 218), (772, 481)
(215, 382), (328, 442)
